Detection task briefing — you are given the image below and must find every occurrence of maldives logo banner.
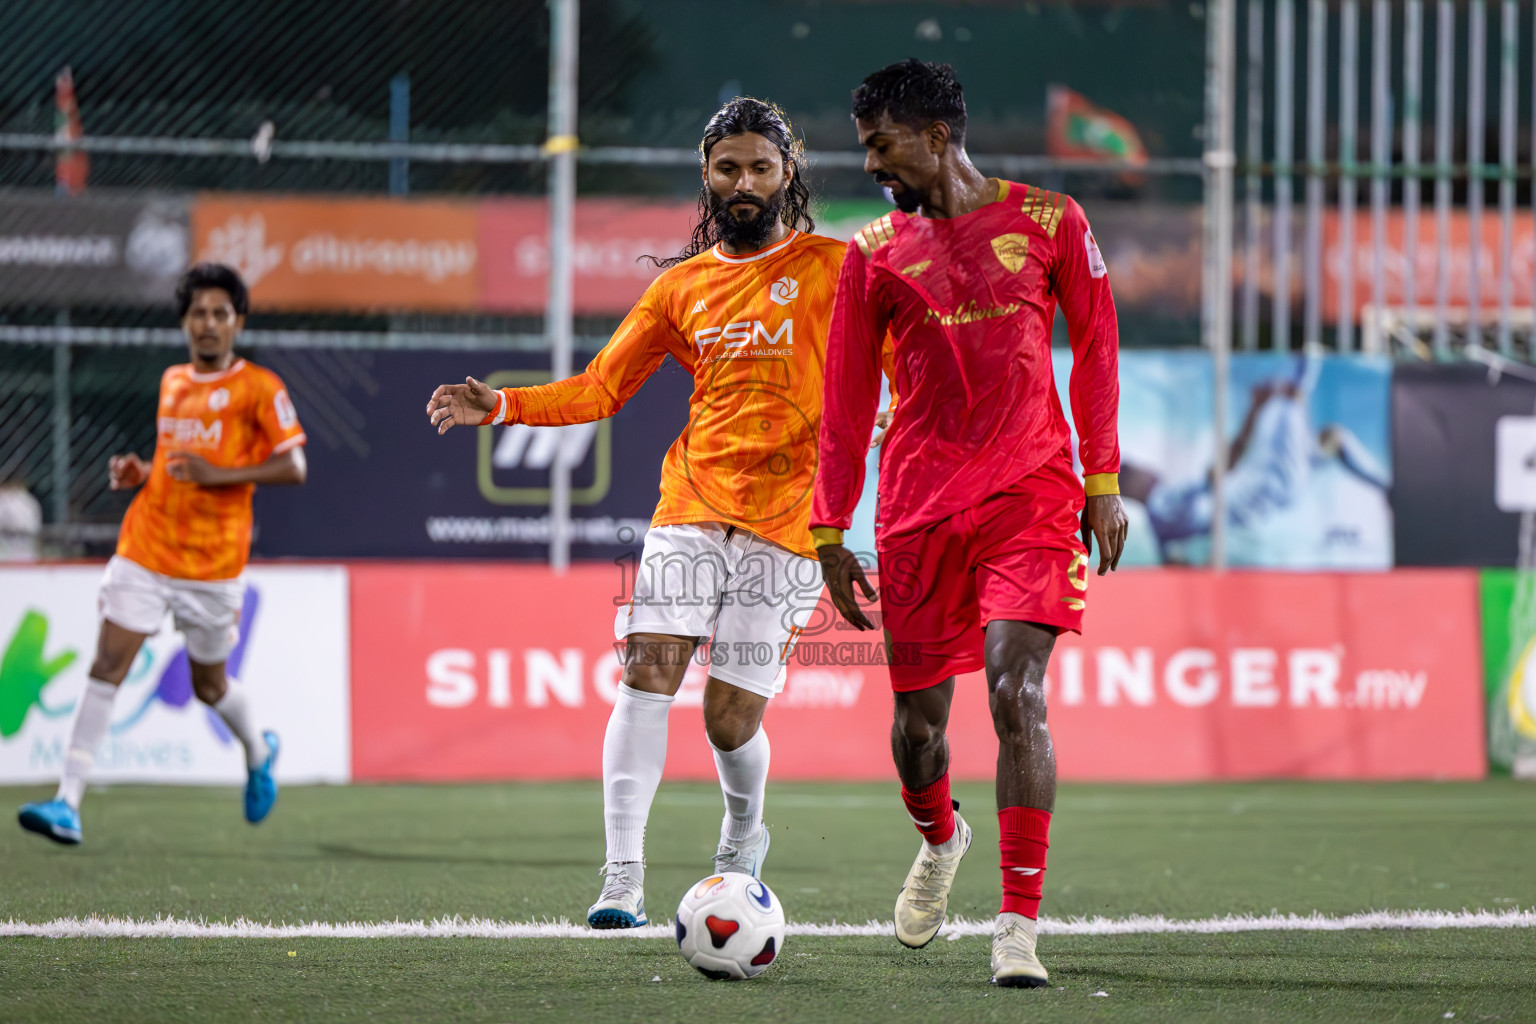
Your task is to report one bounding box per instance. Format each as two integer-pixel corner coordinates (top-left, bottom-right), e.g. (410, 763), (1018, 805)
(0, 566), (351, 785)
(348, 564), (1484, 783)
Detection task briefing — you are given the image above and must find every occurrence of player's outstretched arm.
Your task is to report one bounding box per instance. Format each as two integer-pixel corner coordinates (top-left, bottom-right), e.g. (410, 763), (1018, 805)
(426, 376), (500, 435)
(107, 453), (151, 491)
(1081, 494), (1129, 575)
(817, 542), (878, 631)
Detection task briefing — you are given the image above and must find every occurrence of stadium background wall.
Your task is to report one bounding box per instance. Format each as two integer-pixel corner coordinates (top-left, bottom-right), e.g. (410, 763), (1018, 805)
(0, 563), (1485, 786)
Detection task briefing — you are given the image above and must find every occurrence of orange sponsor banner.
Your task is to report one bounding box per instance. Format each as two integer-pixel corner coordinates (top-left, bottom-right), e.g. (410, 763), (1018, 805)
(1322, 209), (1536, 321)
(348, 564), (1485, 782)
(191, 195), (479, 311)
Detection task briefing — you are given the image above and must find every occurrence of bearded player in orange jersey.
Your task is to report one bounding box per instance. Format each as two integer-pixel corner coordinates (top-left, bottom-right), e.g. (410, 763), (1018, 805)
(18, 263), (307, 846)
(429, 98), (845, 932)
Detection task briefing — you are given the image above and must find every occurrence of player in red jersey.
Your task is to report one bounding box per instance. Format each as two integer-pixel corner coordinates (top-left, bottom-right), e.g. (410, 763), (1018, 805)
(812, 60), (1128, 986)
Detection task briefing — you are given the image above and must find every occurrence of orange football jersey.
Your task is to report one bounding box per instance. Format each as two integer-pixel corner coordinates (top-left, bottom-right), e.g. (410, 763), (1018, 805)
(498, 230), (845, 555)
(117, 359), (306, 581)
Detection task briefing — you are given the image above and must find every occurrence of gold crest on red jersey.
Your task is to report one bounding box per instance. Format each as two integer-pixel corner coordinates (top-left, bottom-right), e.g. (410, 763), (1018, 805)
(990, 233), (1031, 274)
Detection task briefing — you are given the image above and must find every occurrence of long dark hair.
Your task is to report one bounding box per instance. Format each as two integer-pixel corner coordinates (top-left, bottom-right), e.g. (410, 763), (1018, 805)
(646, 97), (815, 269)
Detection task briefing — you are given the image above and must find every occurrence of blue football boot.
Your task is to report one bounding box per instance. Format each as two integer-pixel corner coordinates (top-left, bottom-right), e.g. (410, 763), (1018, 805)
(18, 799), (82, 845)
(244, 730), (280, 824)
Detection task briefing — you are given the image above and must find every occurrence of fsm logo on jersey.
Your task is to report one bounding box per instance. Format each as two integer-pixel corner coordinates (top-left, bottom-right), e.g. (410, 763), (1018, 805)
(0, 565), (352, 785)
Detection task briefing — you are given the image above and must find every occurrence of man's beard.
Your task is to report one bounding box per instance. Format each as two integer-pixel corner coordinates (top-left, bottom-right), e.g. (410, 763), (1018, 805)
(877, 173), (922, 214)
(709, 184), (789, 250)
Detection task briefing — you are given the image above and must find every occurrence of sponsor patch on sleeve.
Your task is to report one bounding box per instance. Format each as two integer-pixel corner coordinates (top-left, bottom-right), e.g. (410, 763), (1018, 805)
(1085, 227), (1108, 279)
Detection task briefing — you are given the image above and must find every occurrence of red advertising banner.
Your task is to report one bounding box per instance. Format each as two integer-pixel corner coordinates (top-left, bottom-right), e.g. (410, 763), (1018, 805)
(1322, 210), (1536, 322)
(349, 565), (1485, 782)
(478, 197), (696, 315)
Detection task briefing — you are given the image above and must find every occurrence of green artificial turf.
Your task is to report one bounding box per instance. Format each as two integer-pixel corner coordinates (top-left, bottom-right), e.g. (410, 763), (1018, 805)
(3, 780), (1533, 1023)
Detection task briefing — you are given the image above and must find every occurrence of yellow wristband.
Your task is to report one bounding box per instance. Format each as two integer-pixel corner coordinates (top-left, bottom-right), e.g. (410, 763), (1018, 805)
(1085, 473), (1120, 497)
(810, 526), (844, 550)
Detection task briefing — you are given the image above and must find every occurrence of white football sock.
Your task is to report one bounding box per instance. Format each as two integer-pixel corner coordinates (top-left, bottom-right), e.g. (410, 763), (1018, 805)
(55, 678), (118, 809)
(711, 726), (770, 842)
(602, 684), (673, 864)
(211, 678), (268, 770)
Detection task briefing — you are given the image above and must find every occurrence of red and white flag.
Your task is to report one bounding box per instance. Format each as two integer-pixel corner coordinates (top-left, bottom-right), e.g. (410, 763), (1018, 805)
(1046, 84), (1147, 166)
(55, 66), (88, 196)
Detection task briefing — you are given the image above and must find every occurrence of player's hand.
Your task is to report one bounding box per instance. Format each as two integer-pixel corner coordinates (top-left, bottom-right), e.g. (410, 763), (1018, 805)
(107, 453), (150, 491)
(817, 542), (878, 630)
(427, 376), (499, 435)
(165, 452), (224, 486)
(869, 410), (892, 449)
(1082, 493), (1129, 575)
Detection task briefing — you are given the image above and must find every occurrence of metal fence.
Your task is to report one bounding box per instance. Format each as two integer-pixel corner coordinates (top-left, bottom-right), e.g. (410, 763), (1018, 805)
(1226, 0), (1536, 357)
(4, 0), (1536, 566)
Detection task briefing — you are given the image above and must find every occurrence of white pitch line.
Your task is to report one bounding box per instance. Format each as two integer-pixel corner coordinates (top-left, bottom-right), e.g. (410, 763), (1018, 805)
(2, 908), (1532, 941)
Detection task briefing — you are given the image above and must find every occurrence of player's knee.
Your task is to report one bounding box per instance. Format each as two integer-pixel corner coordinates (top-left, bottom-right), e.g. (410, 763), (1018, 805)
(703, 712), (755, 751)
(892, 704), (945, 752)
(188, 664), (227, 705)
(621, 659), (675, 696)
(989, 675), (1047, 741)
(87, 652), (132, 684)
(702, 685), (765, 751)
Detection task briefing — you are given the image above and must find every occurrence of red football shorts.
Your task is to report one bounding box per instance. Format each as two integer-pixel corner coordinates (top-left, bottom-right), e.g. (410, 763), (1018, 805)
(877, 450), (1089, 692)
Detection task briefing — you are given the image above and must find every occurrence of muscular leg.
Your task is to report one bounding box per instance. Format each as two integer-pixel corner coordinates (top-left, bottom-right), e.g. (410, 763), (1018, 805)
(188, 659), (229, 705)
(190, 659), (270, 769)
(984, 619), (1058, 925)
(601, 632), (694, 867)
(891, 677), (962, 849)
(54, 620), (149, 809)
(703, 678), (770, 848)
(889, 677), (967, 948)
(984, 620), (1057, 812)
(702, 678), (767, 751)
(89, 618), (149, 686)
(891, 678), (955, 790)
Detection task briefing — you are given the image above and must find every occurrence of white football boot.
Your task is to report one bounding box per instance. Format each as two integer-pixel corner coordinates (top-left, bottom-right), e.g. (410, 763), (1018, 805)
(893, 811), (972, 948)
(990, 911), (1050, 987)
(587, 861), (647, 929)
(713, 822), (771, 877)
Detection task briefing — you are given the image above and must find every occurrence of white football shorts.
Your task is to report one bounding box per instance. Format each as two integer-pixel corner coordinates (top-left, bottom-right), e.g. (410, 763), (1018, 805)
(98, 555), (245, 664)
(614, 522), (821, 699)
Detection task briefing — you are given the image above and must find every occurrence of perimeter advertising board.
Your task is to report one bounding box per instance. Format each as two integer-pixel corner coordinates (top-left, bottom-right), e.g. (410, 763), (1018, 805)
(248, 350), (691, 560)
(0, 565), (350, 785)
(1393, 363), (1536, 566)
(0, 193), (188, 305)
(847, 352), (1396, 570)
(348, 564), (1483, 783)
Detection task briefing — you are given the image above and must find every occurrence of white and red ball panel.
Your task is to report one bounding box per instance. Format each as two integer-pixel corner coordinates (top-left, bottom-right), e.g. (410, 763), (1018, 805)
(675, 873), (787, 980)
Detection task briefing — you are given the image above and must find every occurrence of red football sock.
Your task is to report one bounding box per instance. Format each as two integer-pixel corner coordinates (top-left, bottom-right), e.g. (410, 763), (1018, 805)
(900, 774), (956, 846)
(999, 806), (1051, 919)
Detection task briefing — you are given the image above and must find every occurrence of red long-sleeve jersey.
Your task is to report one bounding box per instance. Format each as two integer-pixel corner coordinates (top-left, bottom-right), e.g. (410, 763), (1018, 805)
(812, 180), (1120, 543)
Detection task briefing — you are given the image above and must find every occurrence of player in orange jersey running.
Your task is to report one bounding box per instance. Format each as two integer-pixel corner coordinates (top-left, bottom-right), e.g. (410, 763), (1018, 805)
(428, 98), (843, 931)
(18, 264), (307, 846)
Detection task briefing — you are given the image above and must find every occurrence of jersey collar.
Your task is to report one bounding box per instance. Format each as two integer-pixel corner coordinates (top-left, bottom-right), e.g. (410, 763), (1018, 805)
(712, 230), (800, 265)
(186, 359), (247, 383)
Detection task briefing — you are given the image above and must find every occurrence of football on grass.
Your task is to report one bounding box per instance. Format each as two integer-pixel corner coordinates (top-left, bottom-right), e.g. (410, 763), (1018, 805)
(675, 873), (787, 980)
